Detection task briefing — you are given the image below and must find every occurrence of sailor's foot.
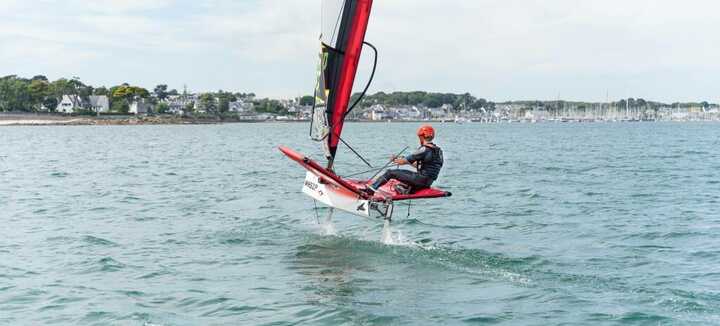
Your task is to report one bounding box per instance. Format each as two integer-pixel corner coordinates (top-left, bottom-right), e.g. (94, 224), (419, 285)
(359, 185), (376, 198)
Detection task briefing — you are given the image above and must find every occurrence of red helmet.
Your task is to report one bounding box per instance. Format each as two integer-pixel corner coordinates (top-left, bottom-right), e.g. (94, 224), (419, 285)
(417, 125), (435, 139)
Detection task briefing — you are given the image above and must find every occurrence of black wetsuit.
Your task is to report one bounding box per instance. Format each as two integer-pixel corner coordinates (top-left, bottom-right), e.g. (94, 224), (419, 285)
(371, 143), (444, 191)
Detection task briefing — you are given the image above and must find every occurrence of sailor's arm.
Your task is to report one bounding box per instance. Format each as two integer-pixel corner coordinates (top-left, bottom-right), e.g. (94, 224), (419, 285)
(398, 147), (426, 166)
(392, 156), (410, 165)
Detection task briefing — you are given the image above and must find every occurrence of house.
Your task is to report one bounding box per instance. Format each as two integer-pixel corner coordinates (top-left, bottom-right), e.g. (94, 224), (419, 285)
(229, 100), (254, 113)
(367, 104), (387, 121)
(163, 95), (195, 115)
(393, 106), (422, 120)
(129, 99), (153, 115)
(56, 95), (83, 113)
(426, 107), (447, 119)
(88, 95), (110, 113)
(440, 104), (454, 112)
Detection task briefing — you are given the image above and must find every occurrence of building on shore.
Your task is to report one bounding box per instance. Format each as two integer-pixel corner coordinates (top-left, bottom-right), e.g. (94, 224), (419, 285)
(54, 94), (109, 114)
(56, 95), (84, 113)
(229, 100), (255, 113)
(129, 99), (153, 115)
(162, 95), (196, 115)
(88, 96), (110, 113)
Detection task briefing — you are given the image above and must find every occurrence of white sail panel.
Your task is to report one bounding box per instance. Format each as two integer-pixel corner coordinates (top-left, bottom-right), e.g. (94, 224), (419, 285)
(321, 0), (346, 47)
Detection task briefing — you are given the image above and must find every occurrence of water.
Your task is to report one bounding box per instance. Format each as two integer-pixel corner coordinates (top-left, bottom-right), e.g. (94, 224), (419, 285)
(1, 122), (719, 325)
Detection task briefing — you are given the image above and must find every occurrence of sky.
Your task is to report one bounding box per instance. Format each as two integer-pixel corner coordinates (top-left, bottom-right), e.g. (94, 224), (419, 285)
(1, 0), (719, 102)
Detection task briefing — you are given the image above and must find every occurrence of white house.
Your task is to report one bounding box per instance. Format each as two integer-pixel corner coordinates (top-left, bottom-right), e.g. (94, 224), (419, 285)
(56, 95), (83, 113)
(129, 99), (153, 115)
(393, 106), (422, 120)
(163, 95), (195, 115)
(426, 107), (447, 119)
(368, 104), (387, 121)
(88, 95), (109, 113)
(229, 100), (254, 113)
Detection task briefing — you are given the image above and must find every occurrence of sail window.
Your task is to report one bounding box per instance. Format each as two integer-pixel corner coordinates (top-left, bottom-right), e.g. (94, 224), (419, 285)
(321, 0), (347, 47)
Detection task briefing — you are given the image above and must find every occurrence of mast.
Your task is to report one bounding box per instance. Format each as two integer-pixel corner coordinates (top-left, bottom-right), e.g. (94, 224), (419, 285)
(311, 0), (374, 170)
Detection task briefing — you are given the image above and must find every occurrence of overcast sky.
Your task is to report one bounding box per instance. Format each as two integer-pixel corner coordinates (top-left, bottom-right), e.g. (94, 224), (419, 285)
(1, 0), (719, 102)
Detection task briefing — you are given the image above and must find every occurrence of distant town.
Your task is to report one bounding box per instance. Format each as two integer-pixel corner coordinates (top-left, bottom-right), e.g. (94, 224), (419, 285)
(1, 75), (719, 124)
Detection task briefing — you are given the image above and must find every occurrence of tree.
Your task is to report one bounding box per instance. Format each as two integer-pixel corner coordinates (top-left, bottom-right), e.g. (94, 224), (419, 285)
(28, 79), (51, 111)
(43, 97), (58, 112)
(50, 78), (75, 99)
(184, 102), (195, 114)
(198, 93), (217, 114)
(154, 84), (169, 101)
(156, 102), (169, 114)
(93, 87), (110, 96)
(111, 99), (130, 113)
(299, 95), (314, 106)
(111, 84), (150, 102)
(69, 77), (92, 98)
(31, 75), (49, 82)
(254, 98), (286, 114)
(0, 76), (32, 111)
(215, 90), (235, 114)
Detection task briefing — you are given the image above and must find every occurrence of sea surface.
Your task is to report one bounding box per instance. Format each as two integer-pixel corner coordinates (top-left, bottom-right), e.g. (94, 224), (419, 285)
(1, 122), (719, 325)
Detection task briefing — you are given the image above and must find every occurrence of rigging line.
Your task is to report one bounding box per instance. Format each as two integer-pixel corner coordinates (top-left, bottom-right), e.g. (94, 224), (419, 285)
(338, 135), (373, 168)
(344, 41), (378, 119)
(368, 146), (409, 181)
(328, 0), (347, 46)
(341, 164), (400, 178)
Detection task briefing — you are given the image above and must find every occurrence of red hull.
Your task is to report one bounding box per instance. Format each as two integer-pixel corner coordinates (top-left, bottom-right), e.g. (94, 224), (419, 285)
(279, 146), (451, 201)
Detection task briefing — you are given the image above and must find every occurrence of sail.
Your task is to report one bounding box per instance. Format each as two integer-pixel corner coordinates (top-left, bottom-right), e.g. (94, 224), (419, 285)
(311, 0), (373, 167)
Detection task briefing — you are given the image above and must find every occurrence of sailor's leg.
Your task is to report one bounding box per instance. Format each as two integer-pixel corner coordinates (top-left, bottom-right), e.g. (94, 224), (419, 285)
(370, 169), (394, 189)
(386, 170), (429, 189)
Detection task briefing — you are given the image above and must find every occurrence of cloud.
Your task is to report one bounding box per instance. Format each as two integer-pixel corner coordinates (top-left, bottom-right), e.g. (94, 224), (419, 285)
(1, 0), (719, 101)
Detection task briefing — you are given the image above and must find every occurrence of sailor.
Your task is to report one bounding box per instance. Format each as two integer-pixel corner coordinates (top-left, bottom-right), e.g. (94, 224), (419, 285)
(363, 125), (443, 196)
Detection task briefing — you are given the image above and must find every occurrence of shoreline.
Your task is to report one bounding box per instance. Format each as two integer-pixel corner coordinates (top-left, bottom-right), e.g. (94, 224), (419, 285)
(1, 114), (717, 126)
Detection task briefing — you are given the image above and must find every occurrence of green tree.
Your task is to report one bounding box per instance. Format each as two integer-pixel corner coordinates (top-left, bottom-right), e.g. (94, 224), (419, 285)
(299, 95), (314, 106)
(93, 87), (110, 96)
(31, 75), (48, 82)
(28, 79), (51, 111)
(215, 90), (235, 114)
(0, 76), (32, 111)
(49, 78), (76, 103)
(111, 99), (130, 113)
(68, 77), (92, 98)
(154, 84), (169, 101)
(155, 102), (169, 114)
(184, 102), (196, 114)
(254, 98), (286, 114)
(111, 84), (150, 103)
(198, 93), (217, 114)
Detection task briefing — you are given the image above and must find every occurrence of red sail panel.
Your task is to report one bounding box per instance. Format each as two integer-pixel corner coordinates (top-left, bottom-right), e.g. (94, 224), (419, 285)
(326, 0), (373, 162)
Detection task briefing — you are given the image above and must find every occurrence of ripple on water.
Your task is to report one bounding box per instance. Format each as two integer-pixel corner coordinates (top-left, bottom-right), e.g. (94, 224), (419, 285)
(2, 123), (720, 325)
(81, 235), (118, 247)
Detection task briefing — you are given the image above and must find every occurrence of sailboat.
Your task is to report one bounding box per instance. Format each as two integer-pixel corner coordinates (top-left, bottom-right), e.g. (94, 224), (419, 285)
(279, 0), (451, 221)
